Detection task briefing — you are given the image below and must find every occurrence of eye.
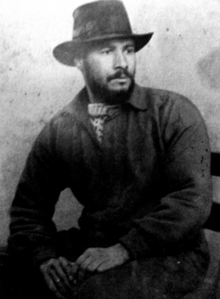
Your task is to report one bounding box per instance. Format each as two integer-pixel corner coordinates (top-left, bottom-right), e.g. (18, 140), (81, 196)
(125, 46), (135, 54)
(100, 48), (112, 55)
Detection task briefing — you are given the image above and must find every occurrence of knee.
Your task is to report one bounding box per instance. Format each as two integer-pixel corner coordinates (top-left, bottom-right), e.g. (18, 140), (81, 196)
(78, 269), (121, 299)
(78, 273), (107, 299)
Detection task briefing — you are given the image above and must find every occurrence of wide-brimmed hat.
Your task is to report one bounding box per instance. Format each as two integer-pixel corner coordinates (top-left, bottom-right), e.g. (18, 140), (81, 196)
(53, 0), (153, 66)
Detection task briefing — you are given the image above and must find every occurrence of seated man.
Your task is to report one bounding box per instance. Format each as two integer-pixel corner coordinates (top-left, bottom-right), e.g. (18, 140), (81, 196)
(2, 1), (212, 298)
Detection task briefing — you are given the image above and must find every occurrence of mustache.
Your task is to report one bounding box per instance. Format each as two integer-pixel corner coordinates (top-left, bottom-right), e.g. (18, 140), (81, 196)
(107, 69), (133, 81)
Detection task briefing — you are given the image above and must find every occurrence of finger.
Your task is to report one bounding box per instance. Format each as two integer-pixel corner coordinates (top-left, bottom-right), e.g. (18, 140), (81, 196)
(80, 256), (94, 270)
(49, 278), (67, 299)
(41, 269), (66, 299)
(71, 262), (79, 277)
(87, 258), (105, 272)
(75, 250), (91, 265)
(40, 264), (51, 285)
(97, 261), (114, 272)
(59, 257), (74, 282)
(48, 262), (73, 296)
(40, 260), (73, 298)
(68, 262), (79, 286)
(49, 269), (68, 295)
(51, 259), (71, 286)
(47, 259), (71, 297)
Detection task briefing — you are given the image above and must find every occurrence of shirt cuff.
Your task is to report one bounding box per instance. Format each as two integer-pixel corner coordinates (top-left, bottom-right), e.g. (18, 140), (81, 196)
(119, 228), (152, 260)
(32, 246), (58, 268)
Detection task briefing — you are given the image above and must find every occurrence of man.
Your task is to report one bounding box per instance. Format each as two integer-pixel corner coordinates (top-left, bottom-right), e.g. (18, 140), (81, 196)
(4, 0), (212, 298)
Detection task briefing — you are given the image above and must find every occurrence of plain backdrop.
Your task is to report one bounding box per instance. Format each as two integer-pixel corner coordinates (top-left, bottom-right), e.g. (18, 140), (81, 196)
(0, 1), (220, 267)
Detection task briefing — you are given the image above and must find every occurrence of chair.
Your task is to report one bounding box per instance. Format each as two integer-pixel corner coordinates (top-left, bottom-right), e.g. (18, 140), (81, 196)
(183, 152), (220, 298)
(204, 152), (220, 232)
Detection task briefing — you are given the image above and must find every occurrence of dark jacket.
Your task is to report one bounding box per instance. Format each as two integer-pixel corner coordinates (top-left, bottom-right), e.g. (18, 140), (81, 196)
(8, 84), (212, 267)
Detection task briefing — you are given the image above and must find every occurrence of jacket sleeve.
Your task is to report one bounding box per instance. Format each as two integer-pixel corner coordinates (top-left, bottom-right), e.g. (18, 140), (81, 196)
(119, 95), (212, 259)
(8, 120), (66, 268)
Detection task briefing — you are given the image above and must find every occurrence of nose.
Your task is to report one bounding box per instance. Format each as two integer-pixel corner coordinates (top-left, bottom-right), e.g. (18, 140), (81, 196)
(113, 50), (128, 69)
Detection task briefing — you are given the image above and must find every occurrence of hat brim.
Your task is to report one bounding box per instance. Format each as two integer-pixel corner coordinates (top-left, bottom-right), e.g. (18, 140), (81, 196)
(53, 33), (153, 67)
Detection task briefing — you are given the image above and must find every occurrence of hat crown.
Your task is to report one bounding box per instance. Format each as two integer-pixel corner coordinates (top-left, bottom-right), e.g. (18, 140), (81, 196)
(53, 0), (153, 66)
(72, 0), (132, 41)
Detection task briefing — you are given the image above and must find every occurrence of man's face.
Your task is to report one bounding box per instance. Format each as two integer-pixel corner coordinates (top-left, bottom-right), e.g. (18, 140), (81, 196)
(78, 38), (136, 104)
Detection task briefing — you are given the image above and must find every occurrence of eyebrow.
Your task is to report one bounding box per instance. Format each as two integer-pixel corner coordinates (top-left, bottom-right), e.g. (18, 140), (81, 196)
(97, 40), (135, 49)
(124, 42), (135, 48)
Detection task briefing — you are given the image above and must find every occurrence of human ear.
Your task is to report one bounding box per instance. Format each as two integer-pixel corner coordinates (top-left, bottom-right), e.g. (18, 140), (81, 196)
(74, 58), (84, 71)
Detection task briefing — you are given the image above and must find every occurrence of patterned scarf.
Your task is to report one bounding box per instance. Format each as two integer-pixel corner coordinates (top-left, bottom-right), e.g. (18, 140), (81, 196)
(88, 103), (120, 143)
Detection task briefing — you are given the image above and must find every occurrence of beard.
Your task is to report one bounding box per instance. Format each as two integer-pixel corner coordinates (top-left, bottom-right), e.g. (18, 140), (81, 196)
(84, 68), (135, 105)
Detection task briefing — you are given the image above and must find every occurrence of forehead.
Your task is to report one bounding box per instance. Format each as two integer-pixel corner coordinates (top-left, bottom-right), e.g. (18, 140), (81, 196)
(85, 38), (135, 52)
(98, 38), (134, 47)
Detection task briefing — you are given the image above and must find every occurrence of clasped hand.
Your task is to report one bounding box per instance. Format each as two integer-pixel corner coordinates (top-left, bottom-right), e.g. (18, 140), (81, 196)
(40, 243), (129, 299)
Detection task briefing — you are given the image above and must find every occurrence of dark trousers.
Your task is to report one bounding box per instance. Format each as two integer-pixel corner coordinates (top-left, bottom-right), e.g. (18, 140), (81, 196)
(0, 228), (210, 299)
(0, 247), (57, 299)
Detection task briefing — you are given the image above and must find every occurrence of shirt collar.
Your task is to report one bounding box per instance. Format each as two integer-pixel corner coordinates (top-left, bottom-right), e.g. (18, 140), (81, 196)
(78, 83), (148, 111)
(125, 84), (148, 111)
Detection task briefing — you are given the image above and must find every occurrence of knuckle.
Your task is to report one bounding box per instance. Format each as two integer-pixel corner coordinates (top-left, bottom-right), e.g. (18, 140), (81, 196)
(48, 258), (55, 264)
(97, 266), (104, 272)
(59, 256), (66, 263)
(53, 261), (60, 268)
(88, 264), (95, 271)
(40, 264), (44, 271)
(48, 280), (56, 291)
(46, 261), (55, 270)
(87, 248), (93, 254)
(81, 263), (87, 270)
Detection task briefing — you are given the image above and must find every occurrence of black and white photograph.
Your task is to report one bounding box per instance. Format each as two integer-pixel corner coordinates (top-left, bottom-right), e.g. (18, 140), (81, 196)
(0, 0), (220, 298)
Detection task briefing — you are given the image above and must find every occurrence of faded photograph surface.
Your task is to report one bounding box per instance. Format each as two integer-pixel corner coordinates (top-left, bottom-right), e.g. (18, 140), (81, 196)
(0, 0), (219, 298)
